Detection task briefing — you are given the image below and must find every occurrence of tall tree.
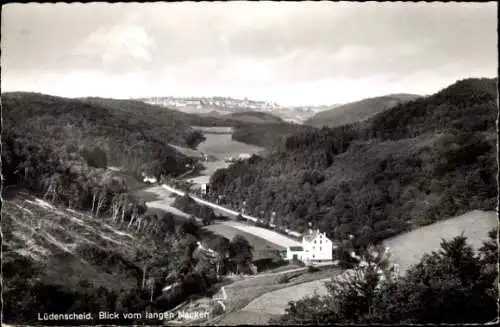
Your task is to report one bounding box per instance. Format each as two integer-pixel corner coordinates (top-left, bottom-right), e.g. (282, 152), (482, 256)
(229, 235), (253, 274)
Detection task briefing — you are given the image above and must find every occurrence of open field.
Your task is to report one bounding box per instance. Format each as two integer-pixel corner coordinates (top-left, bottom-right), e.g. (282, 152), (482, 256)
(187, 161), (231, 184)
(383, 209), (498, 274)
(222, 221), (301, 248)
(168, 143), (202, 157)
(141, 186), (196, 220)
(196, 133), (264, 160)
(205, 223), (284, 261)
(241, 277), (331, 317)
(176, 129), (263, 187)
(210, 267), (342, 325)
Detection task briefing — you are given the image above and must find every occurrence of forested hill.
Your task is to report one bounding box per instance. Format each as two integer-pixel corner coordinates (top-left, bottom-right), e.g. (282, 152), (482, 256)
(305, 93), (421, 128)
(79, 96), (233, 129)
(209, 78), (498, 248)
(79, 96), (304, 149)
(227, 111), (285, 124)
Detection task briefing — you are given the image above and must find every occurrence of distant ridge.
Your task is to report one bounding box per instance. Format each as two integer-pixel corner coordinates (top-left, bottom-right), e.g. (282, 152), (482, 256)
(305, 93), (421, 128)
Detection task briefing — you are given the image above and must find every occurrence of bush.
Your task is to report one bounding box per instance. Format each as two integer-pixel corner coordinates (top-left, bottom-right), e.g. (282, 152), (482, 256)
(307, 265), (320, 273)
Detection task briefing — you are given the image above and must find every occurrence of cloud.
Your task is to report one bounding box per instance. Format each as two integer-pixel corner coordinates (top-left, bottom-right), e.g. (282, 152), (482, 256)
(73, 24), (156, 72)
(1, 2), (497, 105)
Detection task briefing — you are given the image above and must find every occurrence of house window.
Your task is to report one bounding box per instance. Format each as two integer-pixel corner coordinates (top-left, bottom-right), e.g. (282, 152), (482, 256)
(313, 254), (315, 258)
(320, 247), (322, 251)
(320, 240), (322, 244)
(314, 240), (317, 244)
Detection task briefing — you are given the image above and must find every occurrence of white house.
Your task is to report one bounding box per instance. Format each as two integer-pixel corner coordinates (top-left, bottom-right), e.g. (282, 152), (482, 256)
(286, 229), (335, 263)
(201, 183), (209, 195)
(302, 229), (334, 262)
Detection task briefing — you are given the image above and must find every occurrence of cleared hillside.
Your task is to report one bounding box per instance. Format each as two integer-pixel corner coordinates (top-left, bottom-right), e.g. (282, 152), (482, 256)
(305, 94), (421, 127)
(2, 191), (239, 325)
(2, 194), (140, 290)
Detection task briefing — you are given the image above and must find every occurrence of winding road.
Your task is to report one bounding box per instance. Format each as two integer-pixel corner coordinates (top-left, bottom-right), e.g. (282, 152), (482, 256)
(160, 184), (303, 238)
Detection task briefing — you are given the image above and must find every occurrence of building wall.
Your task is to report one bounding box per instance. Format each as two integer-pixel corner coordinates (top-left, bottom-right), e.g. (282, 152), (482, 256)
(302, 232), (333, 261)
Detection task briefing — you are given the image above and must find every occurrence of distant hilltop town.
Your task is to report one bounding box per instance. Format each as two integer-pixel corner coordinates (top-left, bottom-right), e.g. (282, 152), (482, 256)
(136, 96), (336, 124)
(139, 96), (282, 112)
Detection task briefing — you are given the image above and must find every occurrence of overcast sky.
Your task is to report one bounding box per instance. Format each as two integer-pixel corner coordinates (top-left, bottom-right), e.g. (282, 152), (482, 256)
(2, 2), (497, 106)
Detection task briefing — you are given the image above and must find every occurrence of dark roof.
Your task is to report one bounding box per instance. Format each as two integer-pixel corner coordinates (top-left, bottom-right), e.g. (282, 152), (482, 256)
(289, 246), (304, 251)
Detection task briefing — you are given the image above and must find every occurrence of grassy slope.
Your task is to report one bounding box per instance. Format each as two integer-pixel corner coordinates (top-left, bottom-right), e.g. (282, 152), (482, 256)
(383, 209), (498, 274)
(305, 93), (421, 127)
(209, 266), (343, 325)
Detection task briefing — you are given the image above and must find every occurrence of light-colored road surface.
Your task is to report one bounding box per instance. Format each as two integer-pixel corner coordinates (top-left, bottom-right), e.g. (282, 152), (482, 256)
(161, 184), (302, 238)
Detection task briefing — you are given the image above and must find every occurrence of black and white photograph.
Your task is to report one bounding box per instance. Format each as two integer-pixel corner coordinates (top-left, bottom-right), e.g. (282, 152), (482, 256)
(1, 1), (498, 325)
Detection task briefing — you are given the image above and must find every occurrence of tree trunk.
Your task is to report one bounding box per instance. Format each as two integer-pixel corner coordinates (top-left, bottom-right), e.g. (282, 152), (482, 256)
(150, 282), (154, 303)
(128, 213), (137, 229)
(120, 203), (127, 225)
(91, 193), (97, 215)
(111, 199), (120, 222)
(142, 264), (148, 289)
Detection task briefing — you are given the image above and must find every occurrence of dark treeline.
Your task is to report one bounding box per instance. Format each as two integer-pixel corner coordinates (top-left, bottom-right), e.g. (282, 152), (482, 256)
(209, 78), (498, 249)
(232, 122), (313, 148)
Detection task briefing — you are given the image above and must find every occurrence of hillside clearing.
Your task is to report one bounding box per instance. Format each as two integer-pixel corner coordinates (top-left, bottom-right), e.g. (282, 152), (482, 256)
(141, 186), (195, 219)
(3, 194), (141, 291)
(383, 209), (498, 274)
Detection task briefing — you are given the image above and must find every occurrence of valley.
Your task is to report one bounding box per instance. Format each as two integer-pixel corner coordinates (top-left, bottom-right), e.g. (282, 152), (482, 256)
(2, 78), (498, 326)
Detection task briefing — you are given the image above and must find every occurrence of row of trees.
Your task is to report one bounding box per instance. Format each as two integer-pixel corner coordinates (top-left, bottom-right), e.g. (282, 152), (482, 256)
(274, 230), (498, 324)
